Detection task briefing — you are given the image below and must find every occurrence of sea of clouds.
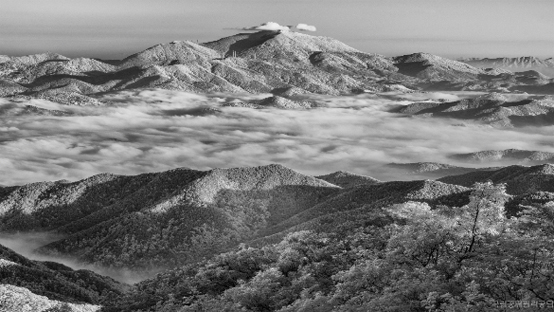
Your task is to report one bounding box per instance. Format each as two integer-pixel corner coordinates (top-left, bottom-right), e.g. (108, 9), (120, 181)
(1, 89), (553, 186)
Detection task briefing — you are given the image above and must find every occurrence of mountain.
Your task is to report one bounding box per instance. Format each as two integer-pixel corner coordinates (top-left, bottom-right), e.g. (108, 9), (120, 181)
(0, 243), (125, 310)
(2, 30), (554, 107)
(254, 179), (471, 244)
(438, 163), (554, 195)
(393, 52), (484, 81)
(0, 164), (341, 270)
(450, 149), (554, 164)
(386, 162), (498, 179)
(203, 29), (361, 59)
(2, 163), (554, 311)
(395, 92), (554, 127)
(315, 171), (380, 188)
(0, 30), (409, 105)
(460, 56), (554, 78)
(0, 163), (475, 272)
(118, 40), (219, 69)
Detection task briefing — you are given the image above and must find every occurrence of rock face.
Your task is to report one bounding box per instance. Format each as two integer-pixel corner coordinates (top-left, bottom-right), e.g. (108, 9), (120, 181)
(1, 30), (553, 106)
(395, 93), (554, 127)
(460, 56), (554, 78)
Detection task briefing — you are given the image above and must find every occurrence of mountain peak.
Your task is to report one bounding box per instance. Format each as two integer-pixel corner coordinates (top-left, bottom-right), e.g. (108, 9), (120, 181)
(203, 30), (359, 60)
(393, 52), (482, 80)
(119, 40), (219, 68)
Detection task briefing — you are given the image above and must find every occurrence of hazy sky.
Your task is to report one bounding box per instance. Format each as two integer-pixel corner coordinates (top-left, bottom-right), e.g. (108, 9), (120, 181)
(1, 0), (552, 59)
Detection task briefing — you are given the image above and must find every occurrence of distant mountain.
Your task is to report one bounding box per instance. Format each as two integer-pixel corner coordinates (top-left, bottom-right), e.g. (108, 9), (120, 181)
(460, 56), (554, 77)
(0, 243), (125, 308)
(1, 30), (554, 106)
(393, 52), (484, 81)
(315, 171), (380, 188)
(438, 163), (554, 195)
(386, 162), (497, 179)
(0, 30), (408, 105)
(395, 92), (554, 127)
(451, 149), (554, 164)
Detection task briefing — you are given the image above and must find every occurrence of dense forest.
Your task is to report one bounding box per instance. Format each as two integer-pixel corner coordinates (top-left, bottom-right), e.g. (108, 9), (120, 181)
(102, 182), (554, 312)
(1, 170), (554, 311)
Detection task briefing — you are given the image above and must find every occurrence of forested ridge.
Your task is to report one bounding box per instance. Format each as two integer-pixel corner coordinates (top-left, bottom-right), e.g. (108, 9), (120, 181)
(104, 183), (554, 312)
(1, 164), (554, 311)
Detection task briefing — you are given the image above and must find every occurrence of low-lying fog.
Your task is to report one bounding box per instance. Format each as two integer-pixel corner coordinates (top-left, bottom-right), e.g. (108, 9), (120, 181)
(1, 89), (553, 186)
(0, 232), (155, 284)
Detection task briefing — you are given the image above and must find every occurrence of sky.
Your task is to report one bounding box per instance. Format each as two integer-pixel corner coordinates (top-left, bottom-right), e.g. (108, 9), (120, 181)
(0, 0), (552, 60)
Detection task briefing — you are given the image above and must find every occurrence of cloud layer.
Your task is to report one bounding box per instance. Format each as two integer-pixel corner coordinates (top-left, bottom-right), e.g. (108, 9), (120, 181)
(0, 90), (553, 186)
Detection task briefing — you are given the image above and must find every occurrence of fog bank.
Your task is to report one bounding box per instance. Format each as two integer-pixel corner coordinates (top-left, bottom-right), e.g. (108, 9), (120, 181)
(0, 232), (156, 284)
(0, 89), (553, 185)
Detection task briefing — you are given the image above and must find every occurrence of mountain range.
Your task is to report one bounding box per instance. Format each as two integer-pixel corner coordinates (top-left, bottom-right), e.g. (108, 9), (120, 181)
(2, 162), (554, 310)
(460, 56), (554, 77)
(1, 30), (553, 107)
(394, 92), (554, 127)
(0, 163), (473, 272)
(2, 162), (554, 271)
(385, 162), (499, 179)
(450, 148), (554, 164)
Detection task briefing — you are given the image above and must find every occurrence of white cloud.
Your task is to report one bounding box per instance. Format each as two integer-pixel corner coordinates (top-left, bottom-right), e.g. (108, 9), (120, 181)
(240, 22), (290, 32)
(296, 23), (316, 32)
(238, 22), (317, 33)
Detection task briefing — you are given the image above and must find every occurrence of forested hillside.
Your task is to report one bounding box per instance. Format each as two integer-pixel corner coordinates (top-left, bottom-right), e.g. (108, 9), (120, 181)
(1, 165), (554, 311)
(103, 183), (554, 312)
(0, 243), (126, 311)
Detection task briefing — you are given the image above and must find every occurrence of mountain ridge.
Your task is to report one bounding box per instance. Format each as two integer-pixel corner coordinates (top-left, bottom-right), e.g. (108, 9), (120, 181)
(460, 56), (554, 77)
(1, 30), (554, 106)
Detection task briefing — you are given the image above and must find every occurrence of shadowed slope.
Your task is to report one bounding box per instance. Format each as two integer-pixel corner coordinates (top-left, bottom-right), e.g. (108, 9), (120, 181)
(0, 244), (125, 305)
(438, 164), (554, 195)
(254, 179), (470, 243)
(393, 52), (483, 81)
